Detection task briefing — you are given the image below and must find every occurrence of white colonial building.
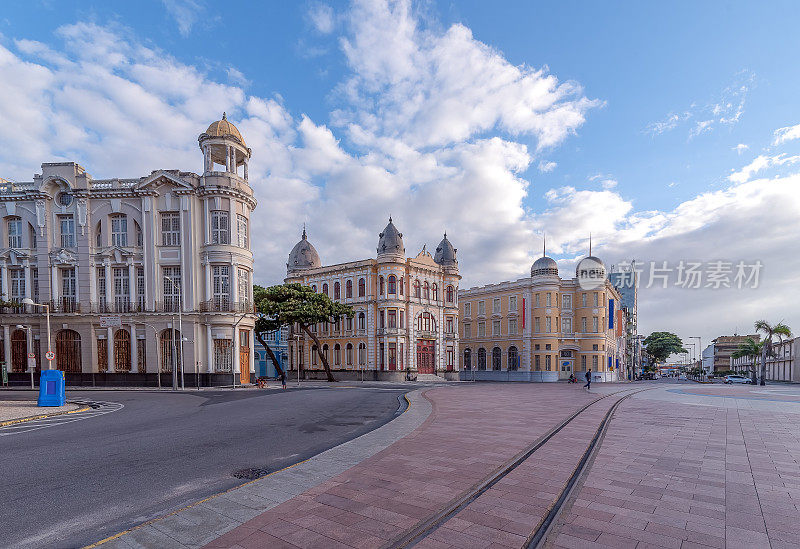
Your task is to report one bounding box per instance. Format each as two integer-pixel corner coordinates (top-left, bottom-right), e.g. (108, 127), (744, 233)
(0, 114), (257, 385)
(284, 219), (461, 381)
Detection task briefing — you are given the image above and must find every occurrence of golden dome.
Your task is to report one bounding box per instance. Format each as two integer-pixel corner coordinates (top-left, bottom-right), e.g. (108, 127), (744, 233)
(205, 112), (245, 147)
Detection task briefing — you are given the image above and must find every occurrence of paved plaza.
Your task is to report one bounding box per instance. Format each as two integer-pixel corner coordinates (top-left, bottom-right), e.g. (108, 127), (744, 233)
(7, 381), (800, 549)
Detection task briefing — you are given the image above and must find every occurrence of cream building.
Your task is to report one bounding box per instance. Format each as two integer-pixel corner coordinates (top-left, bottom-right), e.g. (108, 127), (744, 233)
(459, 252), (625, 382)
(0, 114), (257, 385)
(285, 219), (460, 381)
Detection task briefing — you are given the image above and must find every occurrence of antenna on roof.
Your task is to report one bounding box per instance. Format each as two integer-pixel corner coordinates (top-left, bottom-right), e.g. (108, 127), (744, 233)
(543, 233), (546, 257)
(589, 232), (592, 256)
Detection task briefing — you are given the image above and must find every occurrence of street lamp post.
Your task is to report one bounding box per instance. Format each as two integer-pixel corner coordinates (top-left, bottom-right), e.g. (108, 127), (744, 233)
(163, 277), (185, 390)
(691, 336), (703, 378)
(21, 299), (51, 370)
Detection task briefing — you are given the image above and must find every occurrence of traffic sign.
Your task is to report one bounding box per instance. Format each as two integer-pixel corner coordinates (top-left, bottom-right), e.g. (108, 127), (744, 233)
(45, 351), (55, 361)
(28, 353), (35, 359)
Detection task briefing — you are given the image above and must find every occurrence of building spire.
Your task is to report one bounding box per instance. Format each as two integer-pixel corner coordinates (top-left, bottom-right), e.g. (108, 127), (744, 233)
(543, 233), (546, 257)
(302, 223), (307, 240)
(589, 232), (592, 256)
(222, 111), (227, 120)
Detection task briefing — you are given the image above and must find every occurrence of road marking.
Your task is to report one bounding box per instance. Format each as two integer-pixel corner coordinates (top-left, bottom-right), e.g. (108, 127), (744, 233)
(0, 405), (91, 427)
(0, 400), (123, 436)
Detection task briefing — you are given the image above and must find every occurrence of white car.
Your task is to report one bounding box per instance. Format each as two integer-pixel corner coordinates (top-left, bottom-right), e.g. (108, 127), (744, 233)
(724, 375), (751, 384)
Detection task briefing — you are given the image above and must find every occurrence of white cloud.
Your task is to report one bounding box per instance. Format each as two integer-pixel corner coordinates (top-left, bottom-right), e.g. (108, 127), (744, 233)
(162, 0), (205, 37)
(538, 160), (557, 173)
(733, 143), (749, 154)
(308, 3), (336, 34)
(728, 153), (800, 183)
(773, 123), (800, 146)
(647, 71), (754, 138)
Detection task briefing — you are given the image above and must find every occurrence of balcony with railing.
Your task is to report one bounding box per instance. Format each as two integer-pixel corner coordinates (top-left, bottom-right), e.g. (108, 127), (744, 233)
(199, 300), (255, 313)
(49, 298), (80, 313)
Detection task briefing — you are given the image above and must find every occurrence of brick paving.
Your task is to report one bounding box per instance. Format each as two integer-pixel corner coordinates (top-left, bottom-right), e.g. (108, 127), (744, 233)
(550, 391), (800, 549)
(203, 384), (619, 549)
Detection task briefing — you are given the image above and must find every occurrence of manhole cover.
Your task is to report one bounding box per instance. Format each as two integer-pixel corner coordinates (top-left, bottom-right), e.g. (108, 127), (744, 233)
(232, 467), (270, 480)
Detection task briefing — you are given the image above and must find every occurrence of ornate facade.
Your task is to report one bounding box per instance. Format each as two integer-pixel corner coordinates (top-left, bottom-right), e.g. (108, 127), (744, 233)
(459, 252), (626, 382)
(285, 219), (460, 380)
(0, 114), (257, 384)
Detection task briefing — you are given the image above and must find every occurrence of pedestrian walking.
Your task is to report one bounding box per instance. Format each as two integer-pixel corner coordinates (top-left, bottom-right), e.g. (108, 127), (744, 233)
(584, 369), (592, 391)
(280, 370), (287, 390)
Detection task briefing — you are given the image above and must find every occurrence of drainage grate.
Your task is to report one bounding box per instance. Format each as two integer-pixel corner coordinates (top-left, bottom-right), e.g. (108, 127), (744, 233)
(232, 467), (271, 480)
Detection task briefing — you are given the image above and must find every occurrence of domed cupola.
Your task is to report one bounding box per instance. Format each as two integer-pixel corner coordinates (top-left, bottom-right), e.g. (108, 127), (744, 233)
(198, 112), (251, 180)
(574, 234), (606, 278)
(287, 227), (321, 274)
(531, 234), (559, 277)
(377, 217), (405, 258)
(434, 232), (457, 267)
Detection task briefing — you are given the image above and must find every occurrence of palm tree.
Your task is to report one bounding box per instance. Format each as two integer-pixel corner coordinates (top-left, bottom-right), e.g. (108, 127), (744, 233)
(754, 320), (792, 386)
(732, 338), (762, 385)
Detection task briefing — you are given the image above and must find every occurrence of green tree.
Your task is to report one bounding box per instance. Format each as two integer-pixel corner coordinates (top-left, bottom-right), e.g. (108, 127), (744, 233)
(731, 337), (762, 385)
(253, 285), (286, 377)
(754, 320), (792, 386)
(643, 332), (687, 363)
(255, 283), (354, 382)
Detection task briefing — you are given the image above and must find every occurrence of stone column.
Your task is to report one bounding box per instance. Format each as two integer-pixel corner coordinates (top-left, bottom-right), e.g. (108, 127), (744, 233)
(3, 325), (11, 369)
(243, 158), (248, 181)
(50, 265), (59, 302)
(206, 324), (213, 373)
(225, 145), (231, 172)
(0, 262), (8, 299)
(104, 262), (112, 308)
(128, 262), (135, 310)
(23, 263), (32, 299)
(204, 261), (212, 302)
(106, 326), (114, 373)
(233, 327), (240, 376)
(130, 323), (139, 373)
(231, 148), (236, 176)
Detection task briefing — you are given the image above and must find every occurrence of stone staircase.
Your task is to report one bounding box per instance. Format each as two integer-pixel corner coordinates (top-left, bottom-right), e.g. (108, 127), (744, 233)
(415, 373), (448, 382)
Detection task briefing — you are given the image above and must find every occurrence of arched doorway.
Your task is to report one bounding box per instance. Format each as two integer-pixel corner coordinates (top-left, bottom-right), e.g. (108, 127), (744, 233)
(492, 347), (501, 370)
(114, 329), (132, 372)
(508, 346), (519, 371)
(11, 329), (27, 373)
(56, 330), (82, 372)
(417, 339), (435, 374)
(463, 348), (471, 370)
(477, 348), (486, 370)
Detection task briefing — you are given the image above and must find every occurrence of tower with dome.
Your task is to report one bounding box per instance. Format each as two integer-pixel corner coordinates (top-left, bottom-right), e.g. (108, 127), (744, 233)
(284, 218), (460, 380)
(0, 114), (257, 386)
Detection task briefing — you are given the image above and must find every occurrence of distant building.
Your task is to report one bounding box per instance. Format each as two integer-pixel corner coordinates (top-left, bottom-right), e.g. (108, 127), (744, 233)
(285, 219), (460, 381)
(459, 250), (625, 382)
(0, 114), (257, 385)
(608, 265), (639, 381)
(255, 326), (289, 378)
(705, 335), (759, 374)
(731, 336), (798, 382)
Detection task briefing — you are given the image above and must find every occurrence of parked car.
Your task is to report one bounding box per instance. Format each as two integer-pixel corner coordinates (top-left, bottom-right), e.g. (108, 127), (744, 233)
(724, 374), (751, 384)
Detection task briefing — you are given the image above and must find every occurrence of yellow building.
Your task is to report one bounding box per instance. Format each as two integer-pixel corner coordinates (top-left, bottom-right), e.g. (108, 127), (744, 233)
(459, 252), (624, 382)
(285, 219), (460, 381)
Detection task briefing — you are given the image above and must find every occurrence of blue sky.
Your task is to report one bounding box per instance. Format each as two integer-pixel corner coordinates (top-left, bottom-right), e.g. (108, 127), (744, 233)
(1, 0), (799, 345)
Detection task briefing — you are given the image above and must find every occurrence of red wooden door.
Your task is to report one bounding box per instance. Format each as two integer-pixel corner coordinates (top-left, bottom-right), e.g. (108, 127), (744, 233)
(416, 340), (435, 374)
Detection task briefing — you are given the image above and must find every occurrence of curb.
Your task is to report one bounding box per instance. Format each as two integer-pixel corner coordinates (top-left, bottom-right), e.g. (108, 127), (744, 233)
(0, 404), (91, 427)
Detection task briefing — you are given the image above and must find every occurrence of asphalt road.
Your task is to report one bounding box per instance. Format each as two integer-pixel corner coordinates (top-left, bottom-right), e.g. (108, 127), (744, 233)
(0, 384), (410, 548)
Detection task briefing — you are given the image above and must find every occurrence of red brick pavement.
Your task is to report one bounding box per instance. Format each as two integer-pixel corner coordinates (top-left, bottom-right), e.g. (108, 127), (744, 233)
(203, 384), (617, 549)
(550, 394), (800, 549)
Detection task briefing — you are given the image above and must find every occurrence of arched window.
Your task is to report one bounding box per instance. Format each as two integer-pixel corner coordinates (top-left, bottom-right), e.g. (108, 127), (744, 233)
(56, 329), (82, 373)
(477, 348), (487, 370)
(358, 343), (366, 365)
(414, 279), (421, 298)
(346, 343), (353, 366)
(312, 284), (317, 292)
(114, 329), (132, 372)
(399, 276), (404, 295)
(508, 346), (519, 371)
(346, 279), (353, 298)
(322, 283), (329, 296)
(464, 348), (472, 370)
(424, 282), (430, 299)
(358, 311), (366, 330)
(492, 347), (501, 371)
(432, 283), (438, 301)
(379, 276), (385, 295)
(334, 344), (341, 366)
(416, 312), (436, 332)
(311, 345), (318, 365)
(358, 278), (366, 297)
(323, 344), (329, 362)
(334, 281), (340, 300)
(388, 275), (396, 294)
(447, 285), (454, 303)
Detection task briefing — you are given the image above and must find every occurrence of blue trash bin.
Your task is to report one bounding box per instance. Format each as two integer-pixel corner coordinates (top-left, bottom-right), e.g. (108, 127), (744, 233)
(38, 370), (66, 407)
